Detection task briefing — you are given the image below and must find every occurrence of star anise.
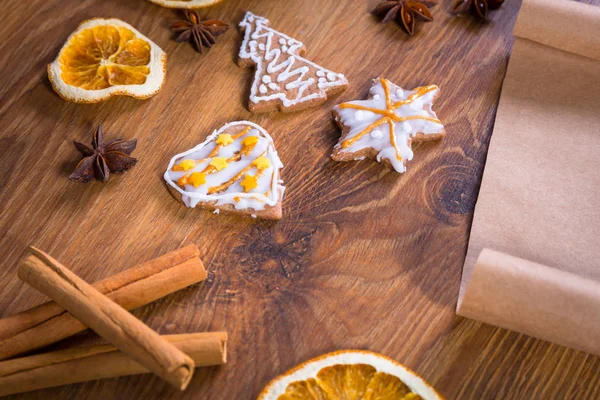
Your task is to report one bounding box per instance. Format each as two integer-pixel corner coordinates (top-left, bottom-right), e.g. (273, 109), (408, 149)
(453, 0), (504, 21)
(372, 0), (437, 35)
(70, 125), (137, 183)
(171, 10), (229, 53)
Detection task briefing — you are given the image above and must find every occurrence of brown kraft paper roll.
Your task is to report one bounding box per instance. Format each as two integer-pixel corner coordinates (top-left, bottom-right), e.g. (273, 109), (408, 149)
(458, 0), (600, 355)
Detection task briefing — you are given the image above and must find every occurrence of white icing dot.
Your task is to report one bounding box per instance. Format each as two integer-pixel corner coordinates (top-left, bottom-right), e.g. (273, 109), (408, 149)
(395, 88), (404, 99)
(373, 94), (381, 101)
(401, 122), (411, 132)
(370, 129), (383, 139)
(327, 72), (336, 81)
(262, 75), (271, 84)
(316, 71), (325, 77)
(287, 39), (294, 46)
(355, 110), (368, 121)
(282, 45), (288, 52)
(318, 77), (327, 84)
(279, 38), (286, 45)
(249, 40), (257, 47)
(268, 83), (279, 90)
(259, 84), (267, 94)
(258, 43), (265, 50)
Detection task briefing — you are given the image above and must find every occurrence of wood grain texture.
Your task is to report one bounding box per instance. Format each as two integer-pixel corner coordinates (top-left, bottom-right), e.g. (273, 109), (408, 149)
(1, 0), (599, 399)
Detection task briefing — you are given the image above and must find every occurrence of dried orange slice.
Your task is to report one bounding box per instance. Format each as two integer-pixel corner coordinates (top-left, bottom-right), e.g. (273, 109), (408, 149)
(48, 18), (166, 103)
(258, 350), (443, 400)
(146, 0), (225, 9)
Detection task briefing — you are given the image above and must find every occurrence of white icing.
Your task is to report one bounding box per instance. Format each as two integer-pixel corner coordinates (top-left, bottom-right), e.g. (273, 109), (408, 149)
(409, 101), (421, 111)
(370, 129), (383, 139)
(238, 11), (348, 110)
(164, 121), (285, 212)
(354, 110), (369, 121)
(262, 75), (271, 83)
(333, 78), (444, 173)
(259, 84), (267, 94)
(268, 83), (280, 90)
(258, 43), (265, 50)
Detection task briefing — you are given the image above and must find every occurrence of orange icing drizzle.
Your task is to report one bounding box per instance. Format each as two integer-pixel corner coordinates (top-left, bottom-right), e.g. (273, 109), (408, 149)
(174, 125), (273, 201)
(177, 175), (189, 186)
(173, 126), (253, 171)
(207, 152), (267, 195)
(175, 126), (253, 176)
(233, 126), (252, 139)
(338, 78), (441, 160)
(241, 136), (258, 156)
(234, 195), (264, 203)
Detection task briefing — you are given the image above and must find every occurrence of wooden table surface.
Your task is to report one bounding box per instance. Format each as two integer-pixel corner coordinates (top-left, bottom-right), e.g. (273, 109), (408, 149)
(1, 0), (599, 398)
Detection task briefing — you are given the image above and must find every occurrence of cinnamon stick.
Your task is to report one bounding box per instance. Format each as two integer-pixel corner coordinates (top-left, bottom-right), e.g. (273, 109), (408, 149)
(0, 332), (227, 397)
(17, 247), (195, 390)
(0, 244), (206, 360)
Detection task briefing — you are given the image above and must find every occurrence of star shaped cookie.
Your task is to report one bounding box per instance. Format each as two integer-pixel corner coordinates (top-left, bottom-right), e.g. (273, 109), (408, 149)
(331, 78), (445, 173)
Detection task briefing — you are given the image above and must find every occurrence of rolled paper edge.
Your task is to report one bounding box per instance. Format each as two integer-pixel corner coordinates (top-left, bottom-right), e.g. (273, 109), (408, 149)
(513, 0), (600, 61)
(457, 248), (600, 356)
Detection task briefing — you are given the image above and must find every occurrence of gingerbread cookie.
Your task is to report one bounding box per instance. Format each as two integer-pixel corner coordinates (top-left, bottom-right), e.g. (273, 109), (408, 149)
(332, 78), (445, 173)
(164, 121), (285, 220)
(238, 11), (348, 113)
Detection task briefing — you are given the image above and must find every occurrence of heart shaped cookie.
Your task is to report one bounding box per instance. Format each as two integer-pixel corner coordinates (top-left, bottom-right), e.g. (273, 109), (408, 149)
(164, 121), (285, 219)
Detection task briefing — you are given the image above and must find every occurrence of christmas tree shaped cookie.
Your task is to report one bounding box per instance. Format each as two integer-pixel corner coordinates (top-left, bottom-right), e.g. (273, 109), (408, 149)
(238, 11), (348, 113)
(164, 121), (285, 219)
(332, 78), (445, 173)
